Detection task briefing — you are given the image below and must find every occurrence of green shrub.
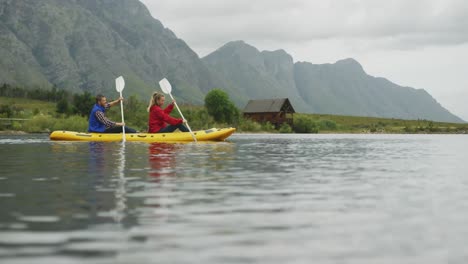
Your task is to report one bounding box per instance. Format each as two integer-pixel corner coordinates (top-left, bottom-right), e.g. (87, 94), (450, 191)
(56, 98), (72, 115)
(318, 119), (337, 130)
(0, 104), (13, 117)
(278, 123), (293, 133)
(52, 115), (88, 132)
(238, 118), (262, 132)
(11, 121), (23, 131)
(293, 116), (318, 133)
(261, 121), (276, 132)
(377, 121), (387, 127)
(404, 126), (415, 133)
(179, 107), (216, 130)
(72, 92), (94, 117)
(23, 115), (56, 133)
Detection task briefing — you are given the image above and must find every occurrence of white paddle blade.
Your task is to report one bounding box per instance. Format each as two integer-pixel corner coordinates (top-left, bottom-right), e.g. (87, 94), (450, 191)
(159, 78), (172, 94)
(115, 76), (125, 93)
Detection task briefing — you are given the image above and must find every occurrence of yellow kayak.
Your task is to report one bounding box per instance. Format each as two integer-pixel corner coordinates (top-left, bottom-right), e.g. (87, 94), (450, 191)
(50, 127), (236, 142)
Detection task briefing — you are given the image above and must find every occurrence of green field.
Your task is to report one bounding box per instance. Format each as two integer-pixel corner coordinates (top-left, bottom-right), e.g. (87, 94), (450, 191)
(0, 97), (56, 117)
(297, 113), (468, 133)
(0, 97), (87, 132)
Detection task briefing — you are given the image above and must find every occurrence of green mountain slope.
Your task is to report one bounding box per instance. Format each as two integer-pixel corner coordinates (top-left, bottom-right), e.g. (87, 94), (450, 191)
(0, 0), (218, 103)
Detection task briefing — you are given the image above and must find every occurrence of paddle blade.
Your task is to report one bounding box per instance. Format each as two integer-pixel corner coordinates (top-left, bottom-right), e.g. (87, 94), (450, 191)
(115, 76), (125, 93)
(159, 78), (172, 94)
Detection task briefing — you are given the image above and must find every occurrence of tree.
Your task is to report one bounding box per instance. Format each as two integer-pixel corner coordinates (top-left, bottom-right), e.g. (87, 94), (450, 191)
(204, 89), (239, 124)
(279, 123), (293, 133)
(72, 91), (94, 117)
(0, 105), (13, 118)
(0, 84), (8, 97)
(293, 116), (318, 133)
(123, 95), (147, 128)
(56, 98), (71, 115)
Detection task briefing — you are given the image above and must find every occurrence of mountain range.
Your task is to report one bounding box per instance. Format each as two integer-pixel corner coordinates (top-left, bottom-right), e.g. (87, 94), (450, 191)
(0, 0), (464, 122)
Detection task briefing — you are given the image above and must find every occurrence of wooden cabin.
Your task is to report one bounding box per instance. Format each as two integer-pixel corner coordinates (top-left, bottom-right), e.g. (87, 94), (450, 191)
(243, 98), (295, 128)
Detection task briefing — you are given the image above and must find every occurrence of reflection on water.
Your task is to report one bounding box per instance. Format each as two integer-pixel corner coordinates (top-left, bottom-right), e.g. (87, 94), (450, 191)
(88, 142), (107, 176)
(1, 134), (468, 263)
(114, 143), (126, 224)
(148, 143), (178, 178)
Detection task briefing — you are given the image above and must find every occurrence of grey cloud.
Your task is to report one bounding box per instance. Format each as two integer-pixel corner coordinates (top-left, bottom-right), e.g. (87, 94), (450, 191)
(140, 0), (468, 50)
(142, 0), (307, 19)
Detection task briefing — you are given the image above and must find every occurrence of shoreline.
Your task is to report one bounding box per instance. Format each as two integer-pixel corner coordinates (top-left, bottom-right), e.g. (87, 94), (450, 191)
(1, 130), (466, 135)
(0, 130), (30, 135)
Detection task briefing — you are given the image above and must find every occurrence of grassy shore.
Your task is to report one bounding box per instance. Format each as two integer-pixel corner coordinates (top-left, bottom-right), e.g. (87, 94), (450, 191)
(1, 96), (467, 134)
(297, 113), (468, 134)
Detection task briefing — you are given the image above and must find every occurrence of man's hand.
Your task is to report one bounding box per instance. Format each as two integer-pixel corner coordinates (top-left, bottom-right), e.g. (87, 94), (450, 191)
(116, 122), (125, 126)
(109, 97), (124, 107)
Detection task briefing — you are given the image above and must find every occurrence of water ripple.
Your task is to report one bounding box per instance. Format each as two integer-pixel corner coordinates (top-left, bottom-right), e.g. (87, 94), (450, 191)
(1, 134), (468, 263)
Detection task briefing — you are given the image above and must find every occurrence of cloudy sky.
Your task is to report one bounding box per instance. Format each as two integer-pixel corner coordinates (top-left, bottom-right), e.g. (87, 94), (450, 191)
(140, 0), (468, 121)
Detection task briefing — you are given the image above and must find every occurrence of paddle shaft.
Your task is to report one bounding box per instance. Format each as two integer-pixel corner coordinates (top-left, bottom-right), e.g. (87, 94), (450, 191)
(119, 92), (126, 142)
(168, 93), (197, 142)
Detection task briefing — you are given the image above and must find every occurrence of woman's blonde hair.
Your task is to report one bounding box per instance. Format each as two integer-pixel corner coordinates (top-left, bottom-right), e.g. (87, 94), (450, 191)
(147, 92), (165, 112)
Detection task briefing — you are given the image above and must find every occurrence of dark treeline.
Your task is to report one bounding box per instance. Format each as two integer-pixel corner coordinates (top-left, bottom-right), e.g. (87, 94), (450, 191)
(0, 83), (68, 102)
(0, 83), (94, 117)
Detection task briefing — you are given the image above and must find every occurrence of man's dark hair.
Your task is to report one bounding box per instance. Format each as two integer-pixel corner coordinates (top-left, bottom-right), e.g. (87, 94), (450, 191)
(95, 94), (105, 103)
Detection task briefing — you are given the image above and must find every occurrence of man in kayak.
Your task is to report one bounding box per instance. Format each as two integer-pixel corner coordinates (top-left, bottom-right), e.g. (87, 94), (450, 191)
(147, 92), (189, 133)
(88, 94), (137, 133)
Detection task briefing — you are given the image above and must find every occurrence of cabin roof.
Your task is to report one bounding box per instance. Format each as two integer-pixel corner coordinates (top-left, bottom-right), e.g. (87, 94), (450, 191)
(243, 98), (295, 113)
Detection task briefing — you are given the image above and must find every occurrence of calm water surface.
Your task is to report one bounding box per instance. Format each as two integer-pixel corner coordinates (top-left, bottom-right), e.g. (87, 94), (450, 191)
(0, 133), (467, 263)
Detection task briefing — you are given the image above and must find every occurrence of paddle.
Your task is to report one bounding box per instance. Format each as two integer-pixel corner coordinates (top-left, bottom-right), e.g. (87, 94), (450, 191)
(115, 76), (126, 142)
(159, 78), (197, 142)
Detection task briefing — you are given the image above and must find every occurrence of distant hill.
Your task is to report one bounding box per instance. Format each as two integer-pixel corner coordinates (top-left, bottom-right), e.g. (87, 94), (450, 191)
(294, 59), (463, 122)
(202, 40), (310, 112)
(203, 41), (464, 123)
(0, 0), (464, 122)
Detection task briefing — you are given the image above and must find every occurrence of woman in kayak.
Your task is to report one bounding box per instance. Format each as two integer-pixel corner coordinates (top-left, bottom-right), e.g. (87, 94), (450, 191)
(147, 92), (189, 133)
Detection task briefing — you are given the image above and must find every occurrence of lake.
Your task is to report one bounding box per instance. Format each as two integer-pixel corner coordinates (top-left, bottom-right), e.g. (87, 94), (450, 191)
(1, 133), (467, 264)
